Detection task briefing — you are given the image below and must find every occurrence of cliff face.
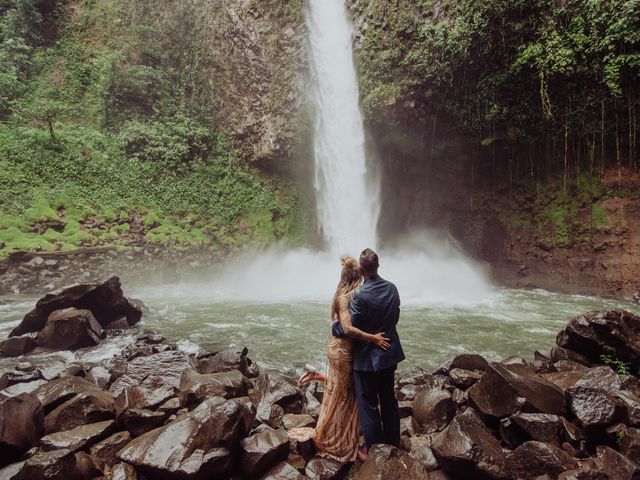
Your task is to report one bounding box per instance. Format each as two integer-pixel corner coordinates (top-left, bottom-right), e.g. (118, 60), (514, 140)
(346, 1), (640, 299)
(124, 0), (307, 165)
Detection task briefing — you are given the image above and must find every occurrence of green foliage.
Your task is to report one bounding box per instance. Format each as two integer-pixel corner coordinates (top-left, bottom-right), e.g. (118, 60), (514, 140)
(0, 0), (304, 257)
(600, 346), (631, 378)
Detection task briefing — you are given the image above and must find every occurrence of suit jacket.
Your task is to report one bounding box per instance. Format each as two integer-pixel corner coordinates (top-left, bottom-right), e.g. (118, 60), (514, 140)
(332, 274), (405, 372)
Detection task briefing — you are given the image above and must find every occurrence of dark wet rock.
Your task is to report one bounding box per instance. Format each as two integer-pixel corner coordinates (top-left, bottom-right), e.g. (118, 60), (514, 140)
(551, 347), (593, 366)
(435, 354), (489, 374)
(509, 413), (567, 446)
(597, 445), (640, 480)
(431, 408), (511, 479)
(44, 389), (114, 434)
(556, 310), (640, 374)
(557, 468), (609, 480)
(468, 363), (566, 422)
(283, 413), (315, 429)
(36, 308), (104, 350)
(303, 390), (322, 419)
(0, 335), (36, 357)
(72, 451), (102, 479)
(1, 379), (47, 397)
(259, 461), (304, 480)
(449, 368), (482, 389)
(240, 427), (290, 476)
(197, 346), (259, 378)
(575, 366), (623, 391)
(257, 401), (286, 428)
(305, 456), (349, 480)
(40, 419), (115, 452)
(409, 445), (439, 472)
(400, 416), (419, 437)
(2, 369), (40, 387)
(111, 462), (139, 480)
(567, 386), (627, 434)
(117, 408), (167, 437)
(554, 360), (589, 373)
(287, 426), (315, 459)
(178, 368), (249, 407)
(33, 376), (100, 413)
(412, 388), (456, 433)
(508, 441), (578, 480)
(255, 371), (302, 412)
(158, 397), (182, 415)
(0, 393), (44, 466)
(10, 276), (142, 337)
(89, 430), (132, 468)
(500, 355), (529, 366)
(114, 375), (175, 413)
(354, 444), (430, 479)
(0, 448), (75, 479)
(619, 427), (640, 465)
(542, 370), (585, 391)
(117, 397), (252, 478)
(398, 384), (419, 401)
(85, 365), (111, 389)
(109, 350), (193, 397)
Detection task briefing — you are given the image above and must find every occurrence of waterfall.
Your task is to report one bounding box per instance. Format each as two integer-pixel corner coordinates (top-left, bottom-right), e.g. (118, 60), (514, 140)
(306, 0), (379, 255)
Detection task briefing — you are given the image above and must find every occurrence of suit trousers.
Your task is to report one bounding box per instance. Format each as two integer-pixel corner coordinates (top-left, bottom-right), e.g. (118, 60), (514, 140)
(353, 365), (400, 450)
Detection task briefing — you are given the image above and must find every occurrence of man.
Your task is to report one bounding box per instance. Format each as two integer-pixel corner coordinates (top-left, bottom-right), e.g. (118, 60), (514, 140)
(332, 248), (405, 459)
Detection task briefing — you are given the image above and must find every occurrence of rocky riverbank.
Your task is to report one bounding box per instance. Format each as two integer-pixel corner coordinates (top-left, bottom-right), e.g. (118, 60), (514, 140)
(3, 285), (640, 479)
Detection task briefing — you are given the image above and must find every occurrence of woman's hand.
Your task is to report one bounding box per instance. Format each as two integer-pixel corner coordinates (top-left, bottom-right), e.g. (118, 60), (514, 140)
(373, 332), (391, 350)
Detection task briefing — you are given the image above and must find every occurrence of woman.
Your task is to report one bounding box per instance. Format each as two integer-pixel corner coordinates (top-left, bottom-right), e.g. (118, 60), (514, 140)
(298, 256), (390, 462)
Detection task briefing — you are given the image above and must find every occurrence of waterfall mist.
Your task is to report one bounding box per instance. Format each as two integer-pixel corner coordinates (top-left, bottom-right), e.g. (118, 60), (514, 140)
(138, 0), (495, 309)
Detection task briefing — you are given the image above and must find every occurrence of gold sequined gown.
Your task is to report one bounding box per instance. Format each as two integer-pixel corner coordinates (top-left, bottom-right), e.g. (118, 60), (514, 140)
(313, 333), (359, 462)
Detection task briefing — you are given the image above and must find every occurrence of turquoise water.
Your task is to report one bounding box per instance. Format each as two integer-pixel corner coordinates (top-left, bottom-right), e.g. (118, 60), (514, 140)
(2, 284), (638, 375)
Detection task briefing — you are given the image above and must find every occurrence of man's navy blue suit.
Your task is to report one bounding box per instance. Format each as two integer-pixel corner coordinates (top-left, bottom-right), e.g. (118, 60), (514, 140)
(332, 274), (404, 449)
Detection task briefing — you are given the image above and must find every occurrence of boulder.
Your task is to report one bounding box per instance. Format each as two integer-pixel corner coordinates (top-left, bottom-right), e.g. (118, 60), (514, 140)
(409, 445), (439, 472)
(508, 441), (578, 479)
(1, 379), (47, 397)
(557, 468), (609, 479)
(304, 390), (322, 419)
(468, 363), (566, 422)
(597, 445), (640, 480)
(0, 448), (76, 479)
(556, 310), (640, 374)
(111, 462), (139, 480)
(412, 388), (456, 433)
(114, 375), (175, 414)
(0, 393), (44, 465)
(10, 276), (142, 337)
(449, 368), (482, 389)
(567, 386), (627, 434)
(283, 413), (316, 430)
(354, 444), (431, 479)
(44, 389), (114, 434)
(435, 354), (489, 374)
(117, 397), (253, 478)
(178, 368), (249, 407)
(431, 409), (511, 480)
(0, 336), (36, 357)
(254, 371), (302, 413)
(89, 431), (132, 468)
(542, 370), (585, 391)
(72, 451), (101, 479)
(259, 461), (305, 480)
(33, 377), (100, 413)
(40, 420), (115, 452)
(117, 408), (167, 437)
(197, 347), (259, 378)
(550, 347), (593, 366)
(509, 413), (568, 446)
(85, 366), (111, 389)
(240, 427), (290, 476)
(305, 456), (349, 480)
(109, 350), (193, 397)
(36, 308), (104, 350)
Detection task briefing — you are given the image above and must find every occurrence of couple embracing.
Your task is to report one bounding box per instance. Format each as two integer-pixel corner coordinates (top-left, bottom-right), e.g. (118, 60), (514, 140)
(298, 248), (405, 462)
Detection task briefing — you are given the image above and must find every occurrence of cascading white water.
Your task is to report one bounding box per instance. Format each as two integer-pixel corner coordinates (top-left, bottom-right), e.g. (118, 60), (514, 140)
(306, 0), (379, 254)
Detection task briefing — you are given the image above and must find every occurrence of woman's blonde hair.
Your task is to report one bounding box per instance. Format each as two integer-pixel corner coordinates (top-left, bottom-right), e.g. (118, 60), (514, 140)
(331, 256), (363, 320)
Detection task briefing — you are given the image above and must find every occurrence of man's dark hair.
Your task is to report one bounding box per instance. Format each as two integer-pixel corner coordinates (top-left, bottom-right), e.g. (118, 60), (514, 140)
(359, 248), (379, 275)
